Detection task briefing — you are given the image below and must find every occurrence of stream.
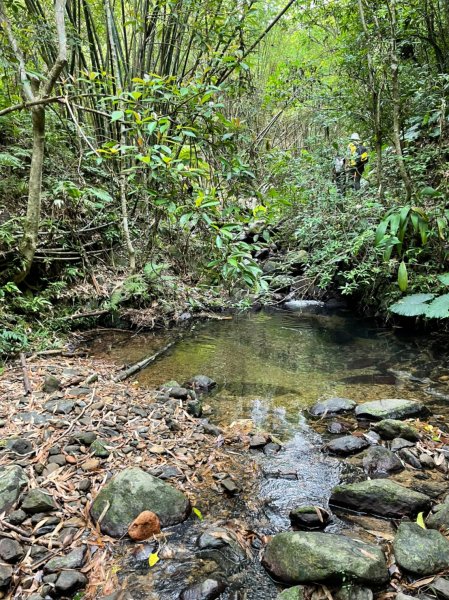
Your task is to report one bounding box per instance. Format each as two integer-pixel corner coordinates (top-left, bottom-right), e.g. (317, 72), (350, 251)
(88, 305), (449, 599)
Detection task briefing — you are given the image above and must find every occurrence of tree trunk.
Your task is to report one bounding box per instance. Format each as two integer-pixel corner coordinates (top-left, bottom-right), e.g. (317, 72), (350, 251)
(16, 106), (46, 282)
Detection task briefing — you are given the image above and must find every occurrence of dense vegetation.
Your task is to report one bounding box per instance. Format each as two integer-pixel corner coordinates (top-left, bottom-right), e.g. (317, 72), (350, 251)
(1, 0), (449, 356)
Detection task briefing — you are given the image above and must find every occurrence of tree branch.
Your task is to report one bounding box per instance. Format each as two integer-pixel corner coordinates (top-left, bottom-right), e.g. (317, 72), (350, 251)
(0, 96), (63, 117)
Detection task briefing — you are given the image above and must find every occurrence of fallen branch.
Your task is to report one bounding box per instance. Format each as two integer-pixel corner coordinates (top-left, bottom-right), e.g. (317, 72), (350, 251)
(20, 352), (32, 395)
(113, 340), (177, 382)
(60, 309), (109, 321)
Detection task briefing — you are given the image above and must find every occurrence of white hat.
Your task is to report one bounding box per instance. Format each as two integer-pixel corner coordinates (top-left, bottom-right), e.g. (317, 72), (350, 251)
(350, 133), (361, 141)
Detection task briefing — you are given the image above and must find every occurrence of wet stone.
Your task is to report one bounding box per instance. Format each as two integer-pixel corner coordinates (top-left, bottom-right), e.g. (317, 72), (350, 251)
(355, 399), (428, 421)
(391, 438), (416, 451)
(289, 506), (330, 530)
(309, 397), (356, 417)
(393, 522), (449, 574)
(0, 538), (24, 563)
(21, 489), (57, 514)
(327, 421), (350, 435)
(326, 435), (369, 456)
(180, 579), (226, 600)
(54, 570), (87, 594)
(361, 446), (403, 477)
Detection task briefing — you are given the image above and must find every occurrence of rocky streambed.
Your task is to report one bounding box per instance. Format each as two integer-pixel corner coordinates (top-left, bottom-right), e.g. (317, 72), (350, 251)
(2, 309), (449, 600)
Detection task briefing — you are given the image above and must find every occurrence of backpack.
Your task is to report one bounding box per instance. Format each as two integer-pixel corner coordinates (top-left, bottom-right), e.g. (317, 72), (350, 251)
(348, 142), (369, 168)
(334, 156), (345, 174)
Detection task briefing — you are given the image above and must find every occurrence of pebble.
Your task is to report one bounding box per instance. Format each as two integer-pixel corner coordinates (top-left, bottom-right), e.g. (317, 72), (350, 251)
(0, 539), (24, 563)
(78, 478), (91, 492)
(74, 431), (97, 445)
(8, 509), (27, 525)
(48, 454), (66, 466)
(0, 564), (13, 589)
(221, 478), (239, 494)
(81, 458), (101, 471)
(6, 438), (33, 455)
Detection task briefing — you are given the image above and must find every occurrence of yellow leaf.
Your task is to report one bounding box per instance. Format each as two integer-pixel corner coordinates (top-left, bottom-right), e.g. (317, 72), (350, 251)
(193, 507), (203, 521)
(148, 552), (159, 567)
(416, 512), (426, 529)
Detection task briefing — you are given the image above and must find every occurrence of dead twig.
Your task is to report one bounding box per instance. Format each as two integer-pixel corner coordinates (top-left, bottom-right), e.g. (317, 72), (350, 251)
(20, 352), (32, 395)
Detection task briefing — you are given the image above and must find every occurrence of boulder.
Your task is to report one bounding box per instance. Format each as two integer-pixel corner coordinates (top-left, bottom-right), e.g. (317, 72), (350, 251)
(54, 570), (87, 595)
(277, 587), (305, 600)
(262, 531), (388, 584)
(361, 446), (403, 477)
(309, 397), (356, 417)
(0, 539), (24, 563)
(374, 419), (419, 441)
(289, 506), (330, 529)
(180, 579), (226, 600)
(326, 435), (369, 456)
(90, 467), (191, 537)
(330, 480), (431, 517)
(426, 503), (449, 530)
(335, 585), (373, 600)
(393, 522), (449, 575)
(21, 489), (56, 514)
(355, 399), (428, 421)
(0, 466), (29, 514)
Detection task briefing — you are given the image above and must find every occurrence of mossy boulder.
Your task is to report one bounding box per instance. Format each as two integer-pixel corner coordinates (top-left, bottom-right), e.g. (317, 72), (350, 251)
(426, 503), (449, 530)
(330, 479), (430, 517)
(0, 466), (28, 514)
(393, 522), (449, 575)
(355, 399), (428, 421)
(90, 467), (191, 537)
(373, 419), (420, 441)
(277, 586), (305, 600)
(262, 532), (388, 585)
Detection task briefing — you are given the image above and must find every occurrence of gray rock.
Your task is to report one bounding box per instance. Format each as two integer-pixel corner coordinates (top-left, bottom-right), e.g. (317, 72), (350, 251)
(5, 437), (33, 455)
(44, 545), (86, 573)
(8, 509), (26, 524)
(355, 399), (428, 421)
(180, 578), (226, 599)
(374, 419), (420, 441)
(391, 438), (416, 451)
(221, 478), (239, 494)
(78, 478), (91, 492)
(166, 386), (190, 400)
(335, 585), (373, 600)
(43, 375), (61, 393)
(327, 421), (350, 435)
(55, 570), (87, 594)
(326, 435), (369, 456)
(74, 431), (97, 445)
(262, 531), (388, 584)
(21, 489), (56, 514)
(90, 467), (191, 537)
(0, 465), (29, 513)
(398, 448), (422, 469)
(395, 595), (415, 600)
(419, 453), (435, 469)
(363, 431), (381, 445)
(393, 522), (449, 574)
(0, 564), (12, 589)
(362, 446), (403, 477)
(43, 399), (75, 415)
(309, 397), (356, 417)
(187, 399), (202, 418)
(90, 439), (110, 458)
(289, 506), (329, 529)
(277, 587), (305, 600)
(98, 592), (133, 600)
(330, 479), (431, 517)
(430, 577), (449, 599)
(426, 503), (449, 530)
(201, 420), (222, 437)
(28, 594), (44, 600)
(0, 538), (24, 563)
(189, 375), (217, 391)
(47, 454), (66, 466)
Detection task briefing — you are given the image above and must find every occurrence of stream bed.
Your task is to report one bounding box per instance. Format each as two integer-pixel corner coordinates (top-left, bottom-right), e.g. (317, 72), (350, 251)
(88, 305), (449, 599)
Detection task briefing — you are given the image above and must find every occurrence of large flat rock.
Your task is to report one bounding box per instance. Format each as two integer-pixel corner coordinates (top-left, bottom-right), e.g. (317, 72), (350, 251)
(309, 397), (356, 417)
(262, 531), (388, 585)
(90, 467), (191, 537)
(393, 522), (449, 575)
(355, 399), (428, 421)
(330, 479), (431, 517)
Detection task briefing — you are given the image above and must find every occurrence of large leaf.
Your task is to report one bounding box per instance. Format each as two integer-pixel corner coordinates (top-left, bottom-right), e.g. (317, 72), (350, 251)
(375, 219), (389, 246)
(398, 262), (408, 292)
(424, 294), (449, 318)
(389, 293), (435, 317)
(438, 273), (449, 286)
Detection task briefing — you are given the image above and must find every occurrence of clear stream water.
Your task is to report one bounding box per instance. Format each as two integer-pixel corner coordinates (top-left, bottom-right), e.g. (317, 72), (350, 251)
(89, 305), (449, 599)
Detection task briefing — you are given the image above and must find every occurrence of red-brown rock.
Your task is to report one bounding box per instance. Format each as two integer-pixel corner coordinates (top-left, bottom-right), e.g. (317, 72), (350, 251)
(128, 511), (161, 541)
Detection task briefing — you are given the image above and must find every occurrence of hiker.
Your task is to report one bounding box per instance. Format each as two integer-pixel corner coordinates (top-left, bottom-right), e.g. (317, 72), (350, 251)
(347, 133), (368, 191)
(333, 155), (346, 195)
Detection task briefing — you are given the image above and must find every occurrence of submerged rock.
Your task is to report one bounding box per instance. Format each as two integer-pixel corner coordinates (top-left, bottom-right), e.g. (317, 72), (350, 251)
(90, 467), (191, 537)
(326, 435), (369, 456)
(180, 579), (226, 600)
(374, 419), (420, 441)
(361, 446), (403, 477)
(309, 397), (356, 417)
(393, 522), (449, 574)
(330, 479), (431, 517)
(262, 531), (388, 584)
(355, 399), (428, 421)
(0, 465), (29, 514)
